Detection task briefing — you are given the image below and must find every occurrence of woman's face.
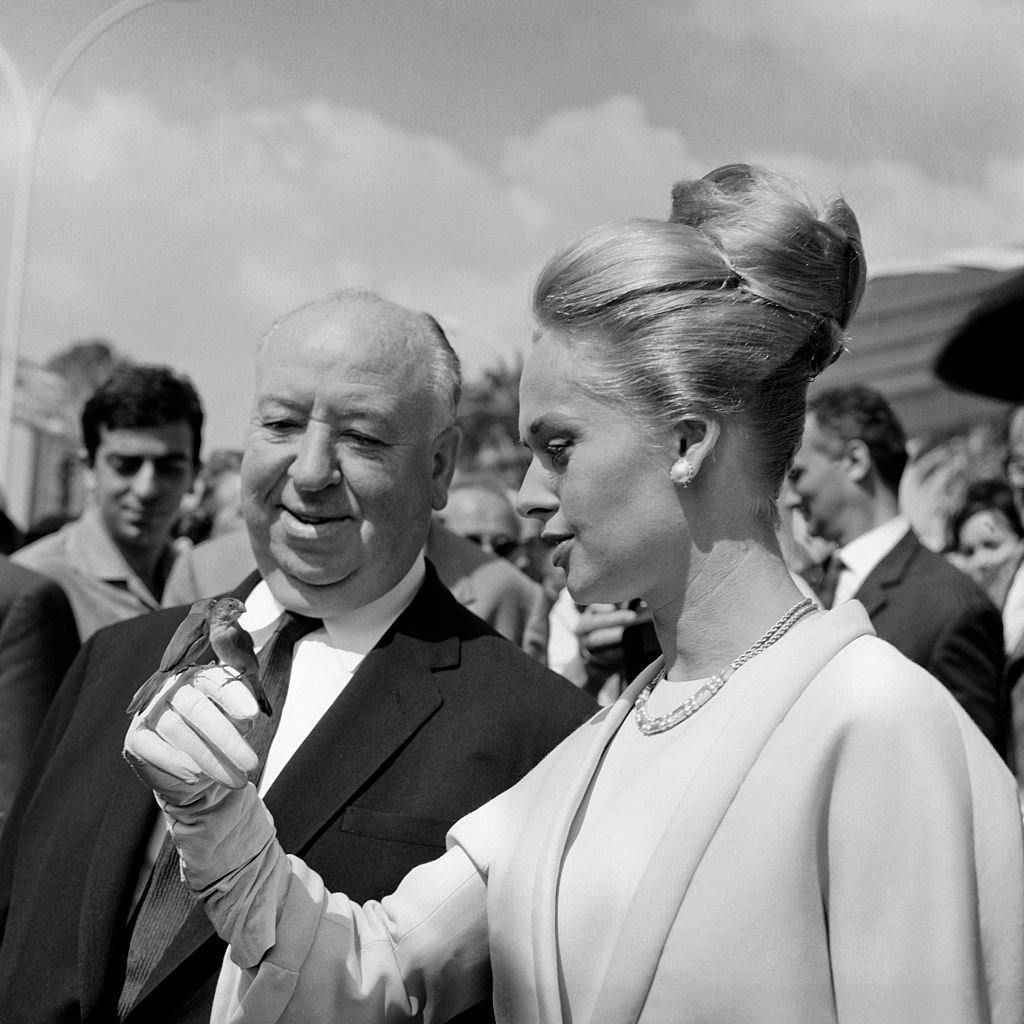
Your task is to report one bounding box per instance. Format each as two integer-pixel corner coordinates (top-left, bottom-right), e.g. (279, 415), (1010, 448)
(516, 332), (687, 607)
(956, 508), (1021, 589)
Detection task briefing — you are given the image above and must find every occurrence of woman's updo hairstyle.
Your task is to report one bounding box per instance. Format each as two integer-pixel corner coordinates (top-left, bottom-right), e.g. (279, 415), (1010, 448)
(531, 163), (866, 521)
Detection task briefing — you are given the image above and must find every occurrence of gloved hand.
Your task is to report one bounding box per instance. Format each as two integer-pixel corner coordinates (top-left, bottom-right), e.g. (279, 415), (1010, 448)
(124, 664), (285, 970)
(123, 664), (261, 807)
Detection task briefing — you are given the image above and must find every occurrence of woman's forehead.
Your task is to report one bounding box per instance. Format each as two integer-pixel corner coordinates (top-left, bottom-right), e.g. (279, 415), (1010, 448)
(521, 331), (602, 396)
(519, 339), (592, 422)
(966, 508), (1016, 535)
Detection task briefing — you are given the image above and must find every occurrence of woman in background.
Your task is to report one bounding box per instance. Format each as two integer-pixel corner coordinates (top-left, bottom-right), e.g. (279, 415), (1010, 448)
(126, 165), (1024, 1024)
(951, 478), (1024, 646)
(951, 477), (1024, 791)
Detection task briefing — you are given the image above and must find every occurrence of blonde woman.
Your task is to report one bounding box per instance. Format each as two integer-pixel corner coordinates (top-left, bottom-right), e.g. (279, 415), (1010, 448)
(126, 165), (1024, 1024)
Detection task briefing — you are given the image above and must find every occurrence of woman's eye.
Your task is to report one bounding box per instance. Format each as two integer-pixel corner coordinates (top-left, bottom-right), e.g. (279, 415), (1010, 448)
(544, 440), (571, 466)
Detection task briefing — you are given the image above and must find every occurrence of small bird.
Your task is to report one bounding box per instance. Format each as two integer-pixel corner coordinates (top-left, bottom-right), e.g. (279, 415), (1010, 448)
(126, 598), (217, 715)
(207, 597), (272, 718)
(125, 597), (271, 718)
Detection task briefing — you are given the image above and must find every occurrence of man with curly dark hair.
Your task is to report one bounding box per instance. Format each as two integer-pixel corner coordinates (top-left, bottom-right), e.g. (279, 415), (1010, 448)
(14, 364), (203, 639)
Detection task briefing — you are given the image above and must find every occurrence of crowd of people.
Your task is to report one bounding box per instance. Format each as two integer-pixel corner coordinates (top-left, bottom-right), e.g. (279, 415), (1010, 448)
(0, 163), (1021, 1023)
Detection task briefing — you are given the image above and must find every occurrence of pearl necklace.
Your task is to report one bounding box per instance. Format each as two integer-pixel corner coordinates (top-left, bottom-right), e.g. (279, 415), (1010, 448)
(633, 597), (816, 736)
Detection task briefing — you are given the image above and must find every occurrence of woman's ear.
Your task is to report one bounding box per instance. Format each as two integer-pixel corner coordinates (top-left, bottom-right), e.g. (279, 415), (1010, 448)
(669, 416), (720, 487)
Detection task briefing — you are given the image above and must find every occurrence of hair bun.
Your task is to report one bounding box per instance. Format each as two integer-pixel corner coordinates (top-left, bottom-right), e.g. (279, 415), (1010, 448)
(823, 198), (866, 330)
(669, 164), (867, 337)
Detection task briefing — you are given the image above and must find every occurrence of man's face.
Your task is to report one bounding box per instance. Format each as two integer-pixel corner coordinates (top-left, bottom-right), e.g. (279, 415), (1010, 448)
(89, 423), (196, 555)
(443, 488), (522, 559)
(241, 304), (459, 618)
(788, 414), (852, 545)
(1006, 408), (1024, 522)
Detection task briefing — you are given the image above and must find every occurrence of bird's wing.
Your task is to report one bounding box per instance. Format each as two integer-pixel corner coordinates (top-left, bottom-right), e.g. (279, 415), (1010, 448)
(157, 598), (217, 673)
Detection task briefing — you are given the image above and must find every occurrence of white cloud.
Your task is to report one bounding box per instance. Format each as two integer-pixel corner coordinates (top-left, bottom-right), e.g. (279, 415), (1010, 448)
(2, 86), (1022, 451)
(501, 95), (701, 234)
(743, 150), (1024, 266)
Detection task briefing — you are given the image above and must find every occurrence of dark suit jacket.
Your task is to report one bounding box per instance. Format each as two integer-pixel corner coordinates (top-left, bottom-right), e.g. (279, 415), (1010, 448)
(0, 557), (79, 834)
(0, 564), (594, 1024)
(854, 529), (1008, 753)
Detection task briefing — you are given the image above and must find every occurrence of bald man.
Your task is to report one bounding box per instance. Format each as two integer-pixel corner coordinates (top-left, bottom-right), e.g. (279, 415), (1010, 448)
(433, 476), (550, 658)
(0, 290), (594, 1024)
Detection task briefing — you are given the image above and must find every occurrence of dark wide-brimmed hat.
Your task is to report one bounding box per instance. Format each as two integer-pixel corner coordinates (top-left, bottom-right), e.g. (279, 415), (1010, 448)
(934, 267), (1024, 401)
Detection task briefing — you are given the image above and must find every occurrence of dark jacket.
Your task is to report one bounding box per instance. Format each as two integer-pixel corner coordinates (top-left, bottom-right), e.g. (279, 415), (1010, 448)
(0, 564), (594, 1023)
(854, 529), (1008, 754)
(0, 556), (79, 834)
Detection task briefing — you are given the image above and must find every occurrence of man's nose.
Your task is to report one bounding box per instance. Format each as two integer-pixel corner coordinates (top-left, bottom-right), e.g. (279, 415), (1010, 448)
(130, 461), (160, 500)
(290, 423), (341, 491)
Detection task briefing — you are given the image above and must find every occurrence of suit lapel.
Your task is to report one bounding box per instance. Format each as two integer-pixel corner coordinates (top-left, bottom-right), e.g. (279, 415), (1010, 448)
(267, 570), (456, 851)
(852, 528), (918, 618)
(266, 624), (448, 851)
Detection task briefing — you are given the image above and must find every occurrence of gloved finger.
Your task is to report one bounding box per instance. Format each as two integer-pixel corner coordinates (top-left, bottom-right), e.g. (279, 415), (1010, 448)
(160, 687), (257, 786)
(190, 665), (261, 724)
(140, 666), (204, 728)
(126, 713), (208, 784)
(167, 683), (257, 773)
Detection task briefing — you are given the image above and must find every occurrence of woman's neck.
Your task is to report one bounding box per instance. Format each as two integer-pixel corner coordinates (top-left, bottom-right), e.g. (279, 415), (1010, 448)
(649, 538), (808, 681)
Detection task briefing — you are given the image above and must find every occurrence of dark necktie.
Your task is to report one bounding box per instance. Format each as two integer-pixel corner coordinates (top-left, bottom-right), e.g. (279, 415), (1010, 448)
(815, 553), (845, 610)
(117, 609), (321, 1019)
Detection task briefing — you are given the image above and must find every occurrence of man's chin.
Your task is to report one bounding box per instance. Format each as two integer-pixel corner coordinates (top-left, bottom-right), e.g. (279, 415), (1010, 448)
(261, 564), (360, 618)
(115, 524), (164, 549)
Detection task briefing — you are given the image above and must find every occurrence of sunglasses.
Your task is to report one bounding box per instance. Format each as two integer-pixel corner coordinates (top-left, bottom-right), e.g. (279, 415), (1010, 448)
(462, 534), (520, 560)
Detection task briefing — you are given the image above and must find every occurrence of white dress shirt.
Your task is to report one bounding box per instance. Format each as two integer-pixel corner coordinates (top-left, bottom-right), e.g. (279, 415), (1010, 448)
(832, 515), (910, 607)
(243, 557), (425, 793)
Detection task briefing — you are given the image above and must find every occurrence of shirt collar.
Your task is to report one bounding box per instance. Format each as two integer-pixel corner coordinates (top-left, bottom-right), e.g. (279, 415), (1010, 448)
(837, 515), (910, 582)
(68, 505), (175, 593)
(239, 554), (426, 658)
(65, 505), (135, 581)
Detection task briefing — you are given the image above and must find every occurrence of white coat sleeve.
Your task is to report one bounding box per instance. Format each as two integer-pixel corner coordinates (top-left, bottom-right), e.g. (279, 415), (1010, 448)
(823, 646), (1024, 1024)
(164, 784), (492, 1024)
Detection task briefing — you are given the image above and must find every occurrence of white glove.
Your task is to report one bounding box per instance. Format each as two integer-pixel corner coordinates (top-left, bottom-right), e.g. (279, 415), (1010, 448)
(123, 664), (261, 805)
(124, 664), (280, 921)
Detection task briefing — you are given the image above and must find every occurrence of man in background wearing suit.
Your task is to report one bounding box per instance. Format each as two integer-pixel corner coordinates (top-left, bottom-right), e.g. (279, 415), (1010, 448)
(0, 289), (594, 1024)
(0, 556), (79, 834)
(788, 383), (1007, 753)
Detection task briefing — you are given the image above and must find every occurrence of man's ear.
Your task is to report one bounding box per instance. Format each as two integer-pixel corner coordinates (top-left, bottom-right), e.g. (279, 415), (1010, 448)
(431, 425), (462, 511)
(844, 438), (872, 483)
(78, 448), (97, 491)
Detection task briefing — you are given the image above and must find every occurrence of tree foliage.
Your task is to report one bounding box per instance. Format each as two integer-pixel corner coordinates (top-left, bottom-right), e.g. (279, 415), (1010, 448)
(456, 356), (528, 488)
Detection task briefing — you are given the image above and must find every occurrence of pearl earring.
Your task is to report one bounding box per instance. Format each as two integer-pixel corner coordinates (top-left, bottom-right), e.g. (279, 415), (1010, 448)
(670, 459), (695, 487)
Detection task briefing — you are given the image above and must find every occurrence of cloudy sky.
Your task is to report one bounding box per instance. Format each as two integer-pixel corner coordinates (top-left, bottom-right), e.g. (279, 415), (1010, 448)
(1, 0), (1023, 451)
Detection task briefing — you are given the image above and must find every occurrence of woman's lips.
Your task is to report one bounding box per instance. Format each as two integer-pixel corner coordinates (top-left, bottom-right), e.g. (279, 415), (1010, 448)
(546, 534), (573, 567)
